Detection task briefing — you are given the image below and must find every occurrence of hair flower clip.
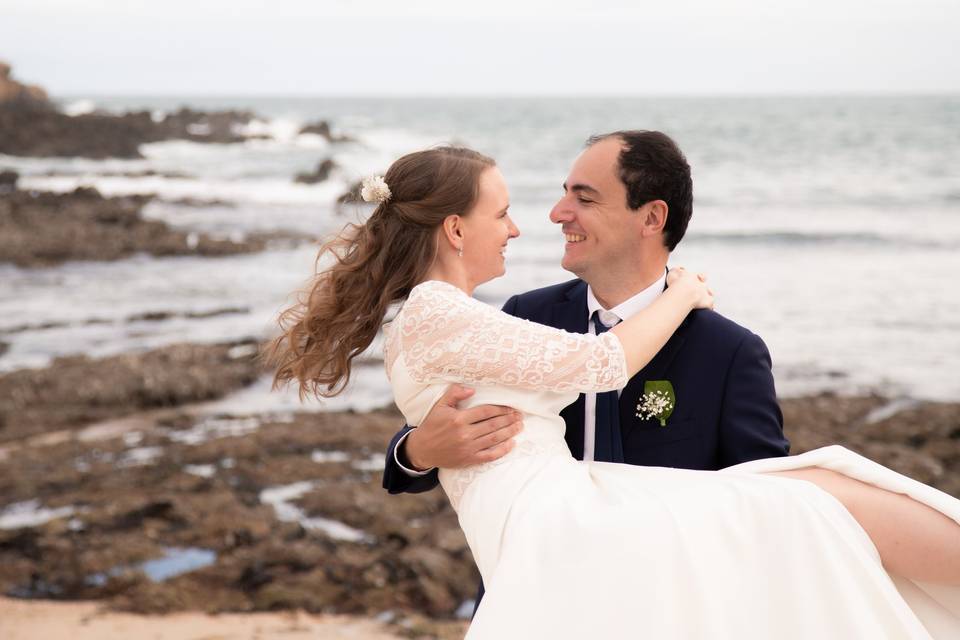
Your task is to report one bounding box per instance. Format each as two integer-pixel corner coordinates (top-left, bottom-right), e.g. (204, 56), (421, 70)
(360, 175), (391, 204)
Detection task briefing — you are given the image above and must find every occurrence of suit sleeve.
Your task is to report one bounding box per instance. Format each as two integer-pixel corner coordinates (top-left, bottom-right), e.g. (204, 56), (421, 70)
(382, 295), (522, 495)
(717, 332), (790, 467)
(382, 425), (441, 494)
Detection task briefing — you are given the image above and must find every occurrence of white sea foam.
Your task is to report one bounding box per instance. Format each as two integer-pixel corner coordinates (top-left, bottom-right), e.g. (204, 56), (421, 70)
(352, 454), (386, 472)
(117, 446), (164, 467)
(18, 173), (346, 207)
(184, 464), (217, 478)
(311, 450), (351, 464)
(235, 117), (305, 143)
(0, 500), (76, 530)
(299, 515), (371, 543)
(62, 99), (96, 116)
(259, 481), (372, 543)
(166, 416), (262, 446)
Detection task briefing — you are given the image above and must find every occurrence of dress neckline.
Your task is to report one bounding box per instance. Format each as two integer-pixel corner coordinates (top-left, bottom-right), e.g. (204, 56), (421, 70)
(411, 279), (468, 297)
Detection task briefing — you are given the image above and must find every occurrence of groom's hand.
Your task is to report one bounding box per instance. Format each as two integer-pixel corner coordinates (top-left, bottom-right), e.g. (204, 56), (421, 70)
(403, 384), (523, 470)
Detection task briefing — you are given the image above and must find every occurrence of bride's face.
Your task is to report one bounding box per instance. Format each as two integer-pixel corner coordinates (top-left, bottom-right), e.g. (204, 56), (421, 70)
(461, 166), (520, 285)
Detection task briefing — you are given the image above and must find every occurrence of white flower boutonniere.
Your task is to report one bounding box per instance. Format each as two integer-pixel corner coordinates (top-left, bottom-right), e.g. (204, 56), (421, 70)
(635, 380), (676, 427)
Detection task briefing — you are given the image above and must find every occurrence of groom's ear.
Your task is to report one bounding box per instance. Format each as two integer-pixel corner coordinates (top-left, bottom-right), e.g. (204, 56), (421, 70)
(640, 200), (668, 238)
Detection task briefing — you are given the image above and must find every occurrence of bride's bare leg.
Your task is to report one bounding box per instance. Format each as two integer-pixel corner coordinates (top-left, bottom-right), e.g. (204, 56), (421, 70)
(769, 468), (960, 584)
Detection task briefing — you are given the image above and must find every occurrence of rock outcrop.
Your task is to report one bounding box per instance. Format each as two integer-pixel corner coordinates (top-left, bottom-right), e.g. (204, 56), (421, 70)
(0, 61), (50, 110)
(294, 159), (336, 184)
(0, 181), (268, 267)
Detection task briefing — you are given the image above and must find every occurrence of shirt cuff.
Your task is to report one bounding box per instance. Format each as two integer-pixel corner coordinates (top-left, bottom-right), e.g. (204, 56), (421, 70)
(394, 429), (435, 477)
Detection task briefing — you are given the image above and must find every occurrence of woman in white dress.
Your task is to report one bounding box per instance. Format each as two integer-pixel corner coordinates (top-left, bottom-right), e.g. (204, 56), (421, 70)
(269, 146), (960, 639)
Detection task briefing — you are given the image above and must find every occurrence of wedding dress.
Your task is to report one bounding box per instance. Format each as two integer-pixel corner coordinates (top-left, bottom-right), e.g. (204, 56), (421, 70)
(384, 280), (960, 639)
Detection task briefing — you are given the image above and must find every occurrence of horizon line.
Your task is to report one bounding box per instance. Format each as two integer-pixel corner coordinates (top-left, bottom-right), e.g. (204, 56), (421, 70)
(54, 90), (960, 100)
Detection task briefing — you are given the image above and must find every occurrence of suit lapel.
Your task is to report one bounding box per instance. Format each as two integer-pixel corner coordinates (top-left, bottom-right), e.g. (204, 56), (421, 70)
(550, 281), (589, 334)
(619, 314), (691, 437)
(554, 281), (588, 459)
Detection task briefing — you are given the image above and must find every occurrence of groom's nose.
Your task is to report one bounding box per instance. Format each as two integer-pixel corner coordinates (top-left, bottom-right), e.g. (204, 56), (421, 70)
(549, 198), (573, 224)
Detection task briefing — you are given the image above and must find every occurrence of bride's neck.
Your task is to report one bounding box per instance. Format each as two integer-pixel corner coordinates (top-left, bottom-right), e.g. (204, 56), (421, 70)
(423, 260), (474, 296)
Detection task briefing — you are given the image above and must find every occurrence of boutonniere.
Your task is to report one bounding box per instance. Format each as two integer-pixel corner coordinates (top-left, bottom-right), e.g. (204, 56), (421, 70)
(635, 380), (676, 427)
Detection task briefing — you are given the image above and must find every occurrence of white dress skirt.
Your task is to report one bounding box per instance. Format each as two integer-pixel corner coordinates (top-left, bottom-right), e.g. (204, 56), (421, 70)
(384, 281), (960, 639)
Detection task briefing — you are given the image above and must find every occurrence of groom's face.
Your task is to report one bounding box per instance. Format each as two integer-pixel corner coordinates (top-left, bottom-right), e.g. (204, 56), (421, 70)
(549, 138), (638, 280)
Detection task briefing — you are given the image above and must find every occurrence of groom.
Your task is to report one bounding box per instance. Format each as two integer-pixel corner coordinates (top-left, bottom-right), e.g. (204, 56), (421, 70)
(382, 130), (790, 599)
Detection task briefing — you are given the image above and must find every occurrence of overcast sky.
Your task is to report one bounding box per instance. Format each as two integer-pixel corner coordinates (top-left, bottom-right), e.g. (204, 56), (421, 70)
(2, 0), (958, 96)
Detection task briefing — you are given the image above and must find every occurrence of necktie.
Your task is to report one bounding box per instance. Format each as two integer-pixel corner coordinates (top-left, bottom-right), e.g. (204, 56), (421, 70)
(591, 310), (624, 463)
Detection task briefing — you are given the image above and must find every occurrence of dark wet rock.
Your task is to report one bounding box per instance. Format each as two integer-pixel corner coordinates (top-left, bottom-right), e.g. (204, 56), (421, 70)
(161, 196), (235, 207)
(299, 120), (332, 138)
(125, 307), (250, 323)
(0, 340), (264, 442)
(0, 341), (8, 358)
(109, 501), (185, 531)
(0, 107), (262, 159)
(39, 169), (196, 179)
(0, 186), (266, 267)
(335, 178), (380, 215)
(154, 107), (259, 145)
(3, 318), (113, 334)
(1, 108), (155, 159)
(0, 170), (18, 193)
(294, 158), (336, 184)
(298, 120), (353, 143)
(4, 321), (71, 334)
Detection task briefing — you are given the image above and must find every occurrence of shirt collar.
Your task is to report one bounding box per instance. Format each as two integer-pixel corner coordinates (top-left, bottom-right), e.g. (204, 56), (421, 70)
(586, 270), (668, 322)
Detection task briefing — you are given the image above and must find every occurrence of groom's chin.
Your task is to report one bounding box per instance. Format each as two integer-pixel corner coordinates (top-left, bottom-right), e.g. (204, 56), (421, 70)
(560, 253), (580, 275)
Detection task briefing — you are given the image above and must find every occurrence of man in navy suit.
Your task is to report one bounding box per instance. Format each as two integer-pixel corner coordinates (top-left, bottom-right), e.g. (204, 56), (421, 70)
(382, 131), (790, 601)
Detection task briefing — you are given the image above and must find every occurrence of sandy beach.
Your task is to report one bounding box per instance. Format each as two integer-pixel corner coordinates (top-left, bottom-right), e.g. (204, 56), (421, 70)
(0, 596), (424, 639)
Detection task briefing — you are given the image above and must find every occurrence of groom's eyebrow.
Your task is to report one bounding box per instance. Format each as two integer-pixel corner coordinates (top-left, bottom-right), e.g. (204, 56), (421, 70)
(564, 182), (601, 196)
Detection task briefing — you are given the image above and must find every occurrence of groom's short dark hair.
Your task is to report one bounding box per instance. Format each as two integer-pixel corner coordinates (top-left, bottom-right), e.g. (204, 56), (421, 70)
(586, 130), (693, 251)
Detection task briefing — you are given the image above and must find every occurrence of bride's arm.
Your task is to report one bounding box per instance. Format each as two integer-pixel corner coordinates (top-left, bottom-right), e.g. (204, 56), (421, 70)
(611, 269), (710, 376)
(398, 273), (711, 394)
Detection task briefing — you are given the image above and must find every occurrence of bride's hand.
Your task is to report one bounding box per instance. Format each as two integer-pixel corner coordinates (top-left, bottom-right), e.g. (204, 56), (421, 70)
(667, 267), (714, 311)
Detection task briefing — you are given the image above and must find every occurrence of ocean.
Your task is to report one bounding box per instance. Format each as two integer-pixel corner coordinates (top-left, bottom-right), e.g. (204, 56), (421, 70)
(2, 95), (959, 413)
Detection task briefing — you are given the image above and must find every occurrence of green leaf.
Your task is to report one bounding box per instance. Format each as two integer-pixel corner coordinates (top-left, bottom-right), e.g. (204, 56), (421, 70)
(643, 380), (675, 427)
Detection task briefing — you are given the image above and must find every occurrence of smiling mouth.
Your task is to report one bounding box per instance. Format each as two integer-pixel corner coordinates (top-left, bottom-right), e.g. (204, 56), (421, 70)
(565, 233), (586, 243)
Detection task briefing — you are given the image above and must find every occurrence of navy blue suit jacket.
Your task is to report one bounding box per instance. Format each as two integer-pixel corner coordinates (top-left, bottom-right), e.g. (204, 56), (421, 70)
(382, 278), (790, 495)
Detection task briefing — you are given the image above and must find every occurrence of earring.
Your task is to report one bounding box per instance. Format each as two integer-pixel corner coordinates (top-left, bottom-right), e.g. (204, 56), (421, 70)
(458, 245), (463, 258)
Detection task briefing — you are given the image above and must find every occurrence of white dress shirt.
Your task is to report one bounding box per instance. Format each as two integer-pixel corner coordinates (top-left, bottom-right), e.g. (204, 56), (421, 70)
(582, 273), (666, 461)
(396, 272), (668, 474)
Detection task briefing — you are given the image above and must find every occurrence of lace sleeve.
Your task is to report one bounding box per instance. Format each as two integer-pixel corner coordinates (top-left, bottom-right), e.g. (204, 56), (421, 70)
(397, 281), (628, 393)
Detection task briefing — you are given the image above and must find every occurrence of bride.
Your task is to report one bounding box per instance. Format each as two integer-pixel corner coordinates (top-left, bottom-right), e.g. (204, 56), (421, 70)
(269, 146), (960, 638)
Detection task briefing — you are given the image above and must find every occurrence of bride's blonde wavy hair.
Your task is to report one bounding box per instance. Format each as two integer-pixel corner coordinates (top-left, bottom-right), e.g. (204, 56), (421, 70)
(266, 146), (495, 399)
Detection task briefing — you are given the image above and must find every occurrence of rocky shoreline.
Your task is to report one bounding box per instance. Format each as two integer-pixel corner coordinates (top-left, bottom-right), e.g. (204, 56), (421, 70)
(0, 338), (957, 633)
(0, 340), (264, 443)
(0, 339), (477, 638)
(0, 175), (313, 268)
(0, 61), (345, 161)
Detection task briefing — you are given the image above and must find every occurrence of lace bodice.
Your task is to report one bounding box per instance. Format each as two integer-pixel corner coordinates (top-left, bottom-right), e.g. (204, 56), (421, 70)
(384, 280), (628, 399)
(384, 280), (629, 512)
